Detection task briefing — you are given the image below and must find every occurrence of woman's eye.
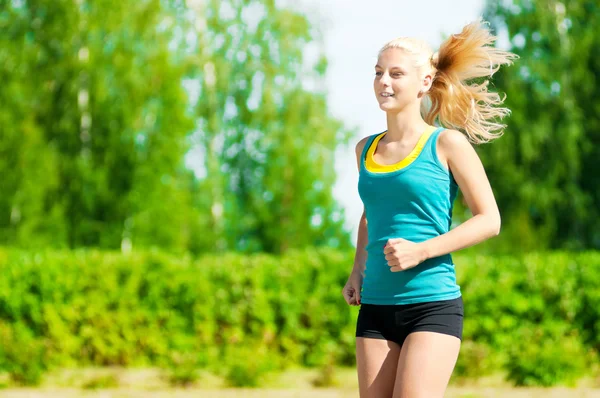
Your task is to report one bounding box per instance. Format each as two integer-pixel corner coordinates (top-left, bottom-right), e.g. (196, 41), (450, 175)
(375, 72), (382, 76)
(393, 73), (402, 77)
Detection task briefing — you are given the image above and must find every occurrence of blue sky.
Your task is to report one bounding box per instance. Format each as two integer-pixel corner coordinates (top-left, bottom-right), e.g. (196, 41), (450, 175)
(294, 0), (486, 241)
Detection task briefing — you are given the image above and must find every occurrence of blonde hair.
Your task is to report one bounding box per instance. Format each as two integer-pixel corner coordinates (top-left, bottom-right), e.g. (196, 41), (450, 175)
(379, 18), (518, 144)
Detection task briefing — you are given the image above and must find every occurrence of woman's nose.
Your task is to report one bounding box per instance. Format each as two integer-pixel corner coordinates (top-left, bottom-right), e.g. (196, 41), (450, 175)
(379, 73), (390, 86)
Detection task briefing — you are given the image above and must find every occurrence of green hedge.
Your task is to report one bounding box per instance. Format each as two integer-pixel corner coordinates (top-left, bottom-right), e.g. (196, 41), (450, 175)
(0, 248), (598, 386)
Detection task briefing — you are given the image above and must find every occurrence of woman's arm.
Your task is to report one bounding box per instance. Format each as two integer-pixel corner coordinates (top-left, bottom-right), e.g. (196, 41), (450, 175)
(352, 137), (370, 275)
(419, 129), (500, 260)
(385, 129), (501, 272)
(353, 211), (368, 275)
(343, 209), (367, 305)
(342, 138), (370, 305)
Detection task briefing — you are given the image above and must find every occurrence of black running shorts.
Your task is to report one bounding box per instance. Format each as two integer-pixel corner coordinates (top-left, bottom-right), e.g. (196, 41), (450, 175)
(355, 296), (464, 346)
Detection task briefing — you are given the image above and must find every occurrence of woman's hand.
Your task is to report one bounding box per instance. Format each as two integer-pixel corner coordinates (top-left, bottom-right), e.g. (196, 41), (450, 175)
(342, 270), (363, 306)
(384, 238), (428, 272)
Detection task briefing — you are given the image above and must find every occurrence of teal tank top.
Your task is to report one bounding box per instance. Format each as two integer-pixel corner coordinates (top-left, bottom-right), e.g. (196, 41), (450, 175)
(358, 126), (461, 305)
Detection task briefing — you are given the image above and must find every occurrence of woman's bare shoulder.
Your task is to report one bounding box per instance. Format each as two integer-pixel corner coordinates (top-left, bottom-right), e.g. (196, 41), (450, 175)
(355, 136), (371, 157)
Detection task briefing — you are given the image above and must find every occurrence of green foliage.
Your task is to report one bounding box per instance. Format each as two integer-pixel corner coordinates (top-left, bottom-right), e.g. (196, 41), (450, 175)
(311, 352), (339, 388)
(505, 323), (591, 387)
(0, 0), (196, 252)
(222, 341), (276, 388)
(195, 0), (354, 253)
(453, 252), (595, 385)
(0, 247), (599, 387)
(81, 373), (120, 390)
(0, 0), (352, 255)
(161, 351), (200, 388)
(0, 321), (48, 386)
(480, 0), (600, 250)
(453, 340), (496, 380)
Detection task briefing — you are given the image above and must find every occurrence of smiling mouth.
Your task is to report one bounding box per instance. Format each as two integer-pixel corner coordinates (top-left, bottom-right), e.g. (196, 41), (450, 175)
(381, 93), (395, 97)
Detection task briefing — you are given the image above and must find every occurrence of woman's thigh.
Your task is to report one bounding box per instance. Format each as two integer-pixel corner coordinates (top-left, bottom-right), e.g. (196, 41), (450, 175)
(356, 337), (401, 398)
(392, 331), (461, 398)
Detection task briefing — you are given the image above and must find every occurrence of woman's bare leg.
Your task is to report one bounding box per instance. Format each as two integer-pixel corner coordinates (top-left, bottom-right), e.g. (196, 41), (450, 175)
(356, 337), (401, 398)
(392, 331), (460, 398)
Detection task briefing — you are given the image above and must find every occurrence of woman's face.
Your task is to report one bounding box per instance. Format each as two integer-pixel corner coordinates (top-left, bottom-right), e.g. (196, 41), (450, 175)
(374, 48), (424, 113)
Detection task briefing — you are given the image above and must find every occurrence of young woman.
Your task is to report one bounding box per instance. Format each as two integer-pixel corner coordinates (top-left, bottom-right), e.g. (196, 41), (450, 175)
(341, 19), (518, 398)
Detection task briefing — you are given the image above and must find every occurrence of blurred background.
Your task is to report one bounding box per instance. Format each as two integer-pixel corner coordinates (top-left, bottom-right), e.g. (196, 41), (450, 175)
(1, 0), (599, 396)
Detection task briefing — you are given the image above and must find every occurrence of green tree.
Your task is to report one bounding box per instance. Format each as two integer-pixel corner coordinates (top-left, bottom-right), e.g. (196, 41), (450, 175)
(0, 0), (196, 251)
(193, 0), (353, 253)
(480, 0), (599, 250)
(0, 2), (65, 246)
(1, 0), (353, 254)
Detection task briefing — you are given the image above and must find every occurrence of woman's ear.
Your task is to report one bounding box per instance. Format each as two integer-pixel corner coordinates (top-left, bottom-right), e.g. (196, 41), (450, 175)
(421, 73), (433, 93)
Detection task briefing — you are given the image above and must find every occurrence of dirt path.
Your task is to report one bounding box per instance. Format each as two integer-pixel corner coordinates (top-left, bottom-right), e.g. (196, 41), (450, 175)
(2, 387), (600, 398)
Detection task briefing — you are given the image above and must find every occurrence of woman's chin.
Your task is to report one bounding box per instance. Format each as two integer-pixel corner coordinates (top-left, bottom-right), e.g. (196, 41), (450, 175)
(378, 102), (400, 112)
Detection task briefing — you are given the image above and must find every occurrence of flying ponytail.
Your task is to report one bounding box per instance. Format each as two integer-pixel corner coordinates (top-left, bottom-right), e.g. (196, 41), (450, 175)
(379, 18), (518, 144)
(426, 19), (518, 143)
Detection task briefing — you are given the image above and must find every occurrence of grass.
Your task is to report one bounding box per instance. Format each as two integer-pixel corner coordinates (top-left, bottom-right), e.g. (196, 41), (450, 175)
(0, 367), (599, 397)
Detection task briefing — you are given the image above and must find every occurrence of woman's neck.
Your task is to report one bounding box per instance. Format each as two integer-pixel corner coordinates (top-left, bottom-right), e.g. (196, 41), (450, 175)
(384, 105), (430, 143)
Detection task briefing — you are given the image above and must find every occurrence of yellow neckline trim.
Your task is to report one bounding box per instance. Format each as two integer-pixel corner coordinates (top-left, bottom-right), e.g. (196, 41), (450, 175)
(365, 126), (437, 173)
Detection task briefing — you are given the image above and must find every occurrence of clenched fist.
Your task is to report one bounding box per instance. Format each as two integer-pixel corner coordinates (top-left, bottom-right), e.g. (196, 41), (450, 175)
(342, 270), (363, 306)
(384, 238), (427, 272)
